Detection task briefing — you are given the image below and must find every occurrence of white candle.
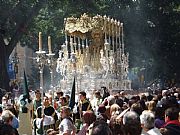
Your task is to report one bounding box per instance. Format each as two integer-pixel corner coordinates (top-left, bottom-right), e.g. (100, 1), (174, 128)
(121, 23), (124, 54)
(39, 32), (42, 51)
(70, 37), (73, 53)
(48, 36), (52, 54)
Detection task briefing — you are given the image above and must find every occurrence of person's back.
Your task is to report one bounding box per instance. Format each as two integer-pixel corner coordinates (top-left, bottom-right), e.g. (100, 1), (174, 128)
(140, 111), (162, 135)
(90, 120), (112, 135)
(162, 107), (180, 135)
(0, 124), (17, 135)
(123, 111), (142, 135)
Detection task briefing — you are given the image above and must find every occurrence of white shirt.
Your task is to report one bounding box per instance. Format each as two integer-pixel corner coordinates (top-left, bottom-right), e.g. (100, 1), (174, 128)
(59, 118), (75, 135)
(141, 128), (162, 135)
(36, 115), (54, 128)
(147, 128), (162, 135)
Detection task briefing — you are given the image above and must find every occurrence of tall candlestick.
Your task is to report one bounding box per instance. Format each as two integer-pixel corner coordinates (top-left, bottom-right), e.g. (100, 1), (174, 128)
(78, 37), (81, 52)
(118, 21), (121, 62)
(111, 18), (115, 52)
(121, 23), (124, 54)
(86, 39), (89, 48)
(104, 15), (107, 43)
(108, 17), (111, 48)
(81, 39), (85, 54)
(73, 36), (76, 53)
(115, 20), (118, 52)
(65, 33), (68, 42)
(65, 33), (68, 53)
(48, 36), (52, 54)
(39, 32), (42, 51)
(70, 37), (73, 53)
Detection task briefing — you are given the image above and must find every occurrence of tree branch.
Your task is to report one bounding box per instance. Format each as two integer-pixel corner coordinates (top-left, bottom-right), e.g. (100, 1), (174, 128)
(6, 0), (47, 57)
(1, 0), (24, 28)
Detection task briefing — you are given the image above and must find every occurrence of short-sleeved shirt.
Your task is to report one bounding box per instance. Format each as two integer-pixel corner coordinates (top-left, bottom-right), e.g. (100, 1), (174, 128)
(59, 118), (75, 135)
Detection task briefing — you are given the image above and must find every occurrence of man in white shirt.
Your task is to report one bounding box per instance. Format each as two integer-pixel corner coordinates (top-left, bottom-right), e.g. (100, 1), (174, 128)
(140, 110), (162, 135)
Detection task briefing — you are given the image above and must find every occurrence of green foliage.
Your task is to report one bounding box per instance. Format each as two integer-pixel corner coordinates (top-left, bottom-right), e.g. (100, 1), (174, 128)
(0, 0), (179, 89)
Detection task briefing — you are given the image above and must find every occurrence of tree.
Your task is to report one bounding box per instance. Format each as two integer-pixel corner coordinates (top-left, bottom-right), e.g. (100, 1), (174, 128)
(0, 0), (47, 90)
(138, 0), (180, 85)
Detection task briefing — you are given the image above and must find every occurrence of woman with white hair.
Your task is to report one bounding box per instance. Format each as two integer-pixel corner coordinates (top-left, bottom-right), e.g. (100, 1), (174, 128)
(140, 111), (162, 135)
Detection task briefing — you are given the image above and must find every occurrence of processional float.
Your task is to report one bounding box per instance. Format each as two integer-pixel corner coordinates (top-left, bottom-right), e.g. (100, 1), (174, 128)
(56, 13), (131, 94)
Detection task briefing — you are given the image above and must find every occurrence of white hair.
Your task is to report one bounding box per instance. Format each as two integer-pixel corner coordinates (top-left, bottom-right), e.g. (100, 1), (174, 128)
(162, 90), (167, 96)
(107, 96), (115, 106)
(140, 111), (155, 129)
(123, 111), (140, 125)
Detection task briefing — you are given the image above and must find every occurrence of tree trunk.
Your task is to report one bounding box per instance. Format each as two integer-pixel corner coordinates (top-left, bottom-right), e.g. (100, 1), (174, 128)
(0, 35), (10, 91)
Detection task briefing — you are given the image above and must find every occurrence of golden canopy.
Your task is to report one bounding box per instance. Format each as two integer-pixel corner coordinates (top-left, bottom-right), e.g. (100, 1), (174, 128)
(65, 13), (121, 39)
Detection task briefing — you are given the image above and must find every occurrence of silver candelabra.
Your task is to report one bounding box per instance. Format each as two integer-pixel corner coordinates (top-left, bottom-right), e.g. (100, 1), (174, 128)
(35, 32), (56, 118)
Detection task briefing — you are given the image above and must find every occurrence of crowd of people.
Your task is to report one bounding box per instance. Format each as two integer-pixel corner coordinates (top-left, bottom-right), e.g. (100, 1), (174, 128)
(0, 86), (180, 135)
